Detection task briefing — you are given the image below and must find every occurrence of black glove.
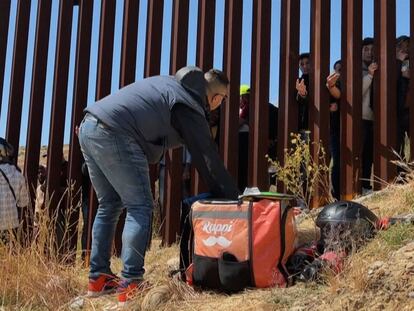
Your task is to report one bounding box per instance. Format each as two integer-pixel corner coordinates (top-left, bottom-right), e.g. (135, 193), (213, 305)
(298, 258), (325, 282)
(286, 252), (314, 276)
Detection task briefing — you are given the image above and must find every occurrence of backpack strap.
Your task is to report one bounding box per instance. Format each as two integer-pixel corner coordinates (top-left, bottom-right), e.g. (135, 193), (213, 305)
(277, 201), (294, 285)
(179, 198), (193, 272)
(177, 193), (212, 281)
(0, 167), (17, 202)
(247, 200), (256, 287)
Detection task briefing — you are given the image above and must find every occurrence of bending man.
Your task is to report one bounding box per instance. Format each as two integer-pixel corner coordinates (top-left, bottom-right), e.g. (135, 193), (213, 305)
(78, 66), (239, 304)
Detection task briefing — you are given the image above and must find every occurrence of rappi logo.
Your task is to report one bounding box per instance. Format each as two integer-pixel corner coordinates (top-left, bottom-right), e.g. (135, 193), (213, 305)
(201, 221), (233, 247)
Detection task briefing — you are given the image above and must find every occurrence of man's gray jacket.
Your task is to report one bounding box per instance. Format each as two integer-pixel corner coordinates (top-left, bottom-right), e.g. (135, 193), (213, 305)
(85, 69), (239, 199)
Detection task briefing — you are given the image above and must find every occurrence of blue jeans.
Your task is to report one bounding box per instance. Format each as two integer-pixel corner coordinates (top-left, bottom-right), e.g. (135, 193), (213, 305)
(79, 114), (153, 281)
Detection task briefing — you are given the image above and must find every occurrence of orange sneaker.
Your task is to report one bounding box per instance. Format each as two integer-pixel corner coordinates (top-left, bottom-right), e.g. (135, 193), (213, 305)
(87, 274), (119, 297)
(117, 279), (151, 306)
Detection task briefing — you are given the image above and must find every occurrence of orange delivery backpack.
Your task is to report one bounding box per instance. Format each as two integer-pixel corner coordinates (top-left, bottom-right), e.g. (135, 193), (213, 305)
(183, 193), (298, 292)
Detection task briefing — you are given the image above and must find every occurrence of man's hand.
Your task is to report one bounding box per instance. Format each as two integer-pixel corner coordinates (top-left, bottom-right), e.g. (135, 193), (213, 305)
(368, 62), (378, 76)
(402, 69), (410, 79)
(75, 125), (80, 137)
(329, 103), (338, 112)
(326, 72), (340, 89)
(397, 50), (408, 62)
(296, 79), (307, 97)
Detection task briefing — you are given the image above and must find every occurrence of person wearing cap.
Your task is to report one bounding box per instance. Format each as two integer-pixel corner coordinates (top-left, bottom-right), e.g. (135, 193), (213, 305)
(239, 84), (250, 127)
(238, 84), (250, 190)
(0, 138), (29, 243)
(78, 66), (239, 303)
(237, 85), (279, 189)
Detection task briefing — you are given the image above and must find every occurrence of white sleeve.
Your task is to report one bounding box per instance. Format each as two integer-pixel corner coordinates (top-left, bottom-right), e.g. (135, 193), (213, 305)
(362, 73), (373, 96)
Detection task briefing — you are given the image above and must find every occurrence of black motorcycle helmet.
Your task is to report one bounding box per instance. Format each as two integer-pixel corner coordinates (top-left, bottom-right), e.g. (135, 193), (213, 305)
(0, 137), (15, 164)
(316, 201), (379, 253)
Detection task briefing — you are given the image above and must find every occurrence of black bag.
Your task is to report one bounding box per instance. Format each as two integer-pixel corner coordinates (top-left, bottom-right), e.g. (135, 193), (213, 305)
(178, 193), (212, 275)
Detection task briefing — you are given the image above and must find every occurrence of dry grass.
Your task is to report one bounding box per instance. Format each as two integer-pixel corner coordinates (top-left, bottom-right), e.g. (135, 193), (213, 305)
(3, 180), (414, 310)
(0, 222), (86, 311)
(2, 187), (413, 311)
(97, 179), (414, 311)
(312, 179), (414, 311)
(3, 146), (414, 310)
(268, 133), (333, 210)
(0, 244), (86, 310)
(0, 184), (86, 311)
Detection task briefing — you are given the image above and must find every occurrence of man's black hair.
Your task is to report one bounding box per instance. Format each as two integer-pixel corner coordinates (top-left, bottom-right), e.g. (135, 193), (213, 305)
(362, 37), (374, 47)
(299, 53), (310, 61)
(333, 60), (341, 69)
(206, 69), (229, 86)
(396, 35), (410, 46)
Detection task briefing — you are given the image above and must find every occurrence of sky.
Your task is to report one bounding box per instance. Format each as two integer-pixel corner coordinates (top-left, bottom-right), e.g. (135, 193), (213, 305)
(0, 0), (411, 146)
